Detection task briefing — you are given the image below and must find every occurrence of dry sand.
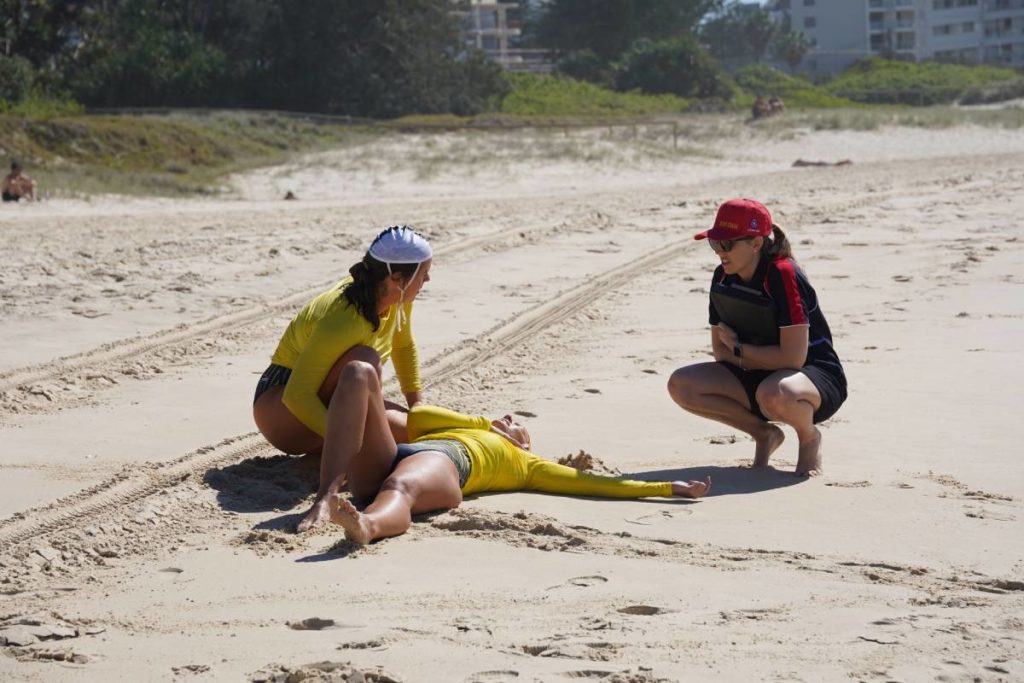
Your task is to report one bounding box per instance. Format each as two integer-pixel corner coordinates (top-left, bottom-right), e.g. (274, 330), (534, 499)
(1, 115), (1022, 682)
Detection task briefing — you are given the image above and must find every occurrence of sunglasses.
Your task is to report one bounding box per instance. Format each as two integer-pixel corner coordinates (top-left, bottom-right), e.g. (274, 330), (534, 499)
(708, 237), (754, 253)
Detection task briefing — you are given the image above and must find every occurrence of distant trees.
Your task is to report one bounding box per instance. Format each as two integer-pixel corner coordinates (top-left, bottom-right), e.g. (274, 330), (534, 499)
(700, 1), (811, 70)
(532, 0), (736, 101)
(614, 36), (734, 100)
(535, 0), (721, 62)
(1, 0), (508, 117)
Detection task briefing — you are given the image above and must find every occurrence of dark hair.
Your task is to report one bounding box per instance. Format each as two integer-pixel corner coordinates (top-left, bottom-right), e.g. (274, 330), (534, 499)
(761, 224), (793, 261)
(342, 254), (421, 331)
(11, 160), (21, 171)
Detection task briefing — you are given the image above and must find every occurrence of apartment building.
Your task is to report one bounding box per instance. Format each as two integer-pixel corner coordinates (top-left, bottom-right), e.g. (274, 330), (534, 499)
(768, 0), (1024, 74)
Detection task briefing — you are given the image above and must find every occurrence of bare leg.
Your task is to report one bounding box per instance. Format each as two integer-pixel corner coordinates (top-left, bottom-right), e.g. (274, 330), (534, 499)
(254, 345), (386, 456)
(755, 371), (823, 477)
(668, 362), (784, 465)
(297, 359), (398, 532)
(317, 352), (410, 444)
(329, 452), (463, 544)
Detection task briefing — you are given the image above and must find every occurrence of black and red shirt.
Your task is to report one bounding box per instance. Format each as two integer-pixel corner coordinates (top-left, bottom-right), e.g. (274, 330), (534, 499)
(708, 256), (844, 379)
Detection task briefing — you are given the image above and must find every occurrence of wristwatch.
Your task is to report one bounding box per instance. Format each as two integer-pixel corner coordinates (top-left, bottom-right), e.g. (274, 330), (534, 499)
(733, 342), (743, 359)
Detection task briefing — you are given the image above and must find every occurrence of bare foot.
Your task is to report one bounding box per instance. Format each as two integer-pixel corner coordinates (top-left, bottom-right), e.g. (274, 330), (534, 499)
(752, 423), (786, 468)
(328, 494), (373, 545)
(296, 496), (331, 533)
(795, 427), (822, 477)
(672, 476), (712, 499)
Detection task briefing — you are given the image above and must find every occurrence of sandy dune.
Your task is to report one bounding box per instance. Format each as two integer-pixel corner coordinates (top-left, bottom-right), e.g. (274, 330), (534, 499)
(1, 117), (1022, 682)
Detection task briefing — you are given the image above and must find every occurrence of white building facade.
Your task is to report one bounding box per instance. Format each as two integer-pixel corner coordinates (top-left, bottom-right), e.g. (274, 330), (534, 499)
(768, 0), (1024, 74)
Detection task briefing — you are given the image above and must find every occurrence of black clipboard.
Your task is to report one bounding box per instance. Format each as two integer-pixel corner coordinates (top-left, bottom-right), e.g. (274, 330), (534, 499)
(710, 283), (779, 346)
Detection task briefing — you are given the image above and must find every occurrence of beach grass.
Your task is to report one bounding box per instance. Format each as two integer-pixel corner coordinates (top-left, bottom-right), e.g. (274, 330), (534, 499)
(0, 111), (375, 198)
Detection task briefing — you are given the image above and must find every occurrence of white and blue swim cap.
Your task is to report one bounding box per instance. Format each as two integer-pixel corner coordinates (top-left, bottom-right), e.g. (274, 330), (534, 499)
(367, 225), (432, 331)
(368, 225), (432, 267)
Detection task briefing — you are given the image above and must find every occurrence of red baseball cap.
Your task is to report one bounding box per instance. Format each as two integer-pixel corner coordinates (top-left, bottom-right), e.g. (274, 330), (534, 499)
(694, 198), (773, 241)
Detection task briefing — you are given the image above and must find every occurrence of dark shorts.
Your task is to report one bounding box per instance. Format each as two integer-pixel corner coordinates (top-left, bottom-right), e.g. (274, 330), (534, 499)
(2, 191), (19, 202)
(253, 363), (292, 404)
(720, 362), (847, 424)
(390, 439), (471, 489)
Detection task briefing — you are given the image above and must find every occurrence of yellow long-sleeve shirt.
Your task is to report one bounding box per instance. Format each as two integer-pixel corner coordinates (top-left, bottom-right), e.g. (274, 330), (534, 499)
(271, 277), (421, 437)
(407, 406), (672, 499)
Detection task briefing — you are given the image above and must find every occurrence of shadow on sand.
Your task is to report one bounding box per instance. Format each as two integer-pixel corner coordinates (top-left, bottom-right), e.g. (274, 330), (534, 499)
(627, 465), (804, 497)
(203, 453), (318, 513)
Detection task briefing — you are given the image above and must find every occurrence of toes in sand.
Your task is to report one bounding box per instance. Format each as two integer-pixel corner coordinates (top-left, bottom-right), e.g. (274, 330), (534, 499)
(753, 423), (786, 468)
(296, 497), (331, 533)
(795, 427), (822, 477)
(328, 494), (373, 545)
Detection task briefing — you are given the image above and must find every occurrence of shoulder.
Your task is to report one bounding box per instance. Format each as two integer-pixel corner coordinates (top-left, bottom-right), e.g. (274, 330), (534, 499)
(767, 257), (808, 285)
(711, 264), (726, 283)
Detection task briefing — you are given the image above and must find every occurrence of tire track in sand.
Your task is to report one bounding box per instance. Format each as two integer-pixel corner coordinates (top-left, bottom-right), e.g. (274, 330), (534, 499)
(0, 240), (689, 551)
(0, 211), (613, 418)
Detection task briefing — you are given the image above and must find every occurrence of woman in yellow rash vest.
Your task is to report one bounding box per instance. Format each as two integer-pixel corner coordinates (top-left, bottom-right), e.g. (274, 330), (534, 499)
(253, 225), (433, 531)
(309, 358), (711, 544)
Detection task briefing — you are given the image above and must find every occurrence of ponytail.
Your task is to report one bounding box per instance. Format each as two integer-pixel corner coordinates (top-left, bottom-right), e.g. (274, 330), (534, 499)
(342, 253), (421, 331)
(761, 224), (793, 261)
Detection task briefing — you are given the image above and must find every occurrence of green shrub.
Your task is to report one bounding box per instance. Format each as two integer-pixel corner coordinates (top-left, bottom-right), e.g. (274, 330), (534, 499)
(614, 36), (736, 100)
(499, 73), (689, 117)
(733, 64), (854, 108)
(826, 57), (1019, 106)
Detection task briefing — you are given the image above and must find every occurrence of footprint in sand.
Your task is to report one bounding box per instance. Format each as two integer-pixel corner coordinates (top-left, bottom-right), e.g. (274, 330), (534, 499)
(625, 509), (691, 525)
(546, 575), (608, 591)
(825, 480), (872, 488)
(617, 605), (676, 616)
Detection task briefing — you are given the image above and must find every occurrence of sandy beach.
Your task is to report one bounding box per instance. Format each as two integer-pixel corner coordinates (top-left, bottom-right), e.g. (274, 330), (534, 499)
(1, 116), (1023, 682)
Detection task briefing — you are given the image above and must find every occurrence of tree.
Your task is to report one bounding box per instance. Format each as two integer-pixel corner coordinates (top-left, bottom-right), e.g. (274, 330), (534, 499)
(535, 0), (722, 63)
(256, 0), (507, 117)
(699, 1), (778, 69)
(772, 29), (811, 70)
(614, 35), (734, 100)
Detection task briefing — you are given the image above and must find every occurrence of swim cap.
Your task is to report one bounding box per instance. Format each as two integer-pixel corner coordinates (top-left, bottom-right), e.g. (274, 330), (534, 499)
(368, 225), (432, 265)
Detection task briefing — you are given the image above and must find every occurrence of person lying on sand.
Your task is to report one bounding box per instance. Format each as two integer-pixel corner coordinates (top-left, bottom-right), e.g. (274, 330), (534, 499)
(303, 357), (709, 544)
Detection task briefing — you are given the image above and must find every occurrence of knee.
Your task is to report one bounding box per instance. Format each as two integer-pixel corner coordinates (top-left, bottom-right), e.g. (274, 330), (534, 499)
(380, 474), (417, 501)
(337, 359), (381, 392)
(755, 381), (796, 419)
(667, 368), (699, 408)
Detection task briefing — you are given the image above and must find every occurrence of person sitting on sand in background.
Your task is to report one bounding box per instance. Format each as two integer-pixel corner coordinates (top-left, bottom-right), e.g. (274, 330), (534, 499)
(752, 95), (770, 120)
(253, 225), (433, 531)
(2, 161), (37, 202)
(769, 96), (785, 115)
(310, 358), (710, 544)
(667, 199), (847, 477)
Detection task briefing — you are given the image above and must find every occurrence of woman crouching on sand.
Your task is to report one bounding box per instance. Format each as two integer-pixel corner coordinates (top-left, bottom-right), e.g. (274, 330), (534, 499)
(312, 359), (709, 544)
(667, 199), (846, 476)
(253, 225), (432, 531)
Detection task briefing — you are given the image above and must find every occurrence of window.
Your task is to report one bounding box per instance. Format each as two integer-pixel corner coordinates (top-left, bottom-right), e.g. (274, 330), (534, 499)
(803, 0), (815, 5)
(934, 24), (954, 35)
(962, 22), (975, 32)
(804, 16), (817, 28)
(897, 33), (916, 49)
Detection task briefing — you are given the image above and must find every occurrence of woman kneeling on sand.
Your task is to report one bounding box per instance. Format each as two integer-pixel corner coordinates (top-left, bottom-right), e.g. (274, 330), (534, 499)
(312, 358), (710, 544)
(667, 199), (847, 476)
(253, 225), (433, 531)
